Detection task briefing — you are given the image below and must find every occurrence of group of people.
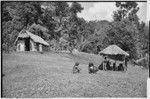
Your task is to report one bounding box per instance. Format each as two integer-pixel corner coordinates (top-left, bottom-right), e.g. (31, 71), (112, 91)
(99, 56), (128, 71)
(73, 56), (128, 74)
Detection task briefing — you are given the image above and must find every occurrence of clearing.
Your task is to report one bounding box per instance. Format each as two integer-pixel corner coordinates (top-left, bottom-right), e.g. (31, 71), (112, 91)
(2, 52), (149, 98)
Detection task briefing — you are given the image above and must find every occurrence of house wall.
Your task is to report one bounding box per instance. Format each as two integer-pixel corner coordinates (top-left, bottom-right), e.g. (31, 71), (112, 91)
(39, 44), (42, 52)
(43, 45), (49, 52)
(16, 38), (36, 52)
(17, 40), (25, 51)
(16, 38), (46, 52)
(30, 39), (37, 51)
(30, 40), (43, 52)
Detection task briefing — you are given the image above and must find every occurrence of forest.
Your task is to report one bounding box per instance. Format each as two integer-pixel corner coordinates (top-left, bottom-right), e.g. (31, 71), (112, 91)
(2, 1), (149, 59)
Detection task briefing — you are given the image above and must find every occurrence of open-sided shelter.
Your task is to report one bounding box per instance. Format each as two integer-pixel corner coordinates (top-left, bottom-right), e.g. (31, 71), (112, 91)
(99, 45), (129, 56)
(14, 30), (49, 52)
(99, 45), (129, 69)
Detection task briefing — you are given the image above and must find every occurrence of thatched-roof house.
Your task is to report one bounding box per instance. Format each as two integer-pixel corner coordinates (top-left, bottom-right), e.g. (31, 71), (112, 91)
(99, 45), (129, 62)
(99, 45), (129, 56)
(99, 45), (130, 71)
(14, 30), (49, 52)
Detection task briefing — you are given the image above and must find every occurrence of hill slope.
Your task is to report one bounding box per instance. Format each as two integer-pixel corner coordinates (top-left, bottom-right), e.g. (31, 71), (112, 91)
(2, 52), (149, 97)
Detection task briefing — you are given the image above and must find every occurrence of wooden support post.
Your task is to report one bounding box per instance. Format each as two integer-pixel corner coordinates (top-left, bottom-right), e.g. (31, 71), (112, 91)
(39, 44), (42, 52)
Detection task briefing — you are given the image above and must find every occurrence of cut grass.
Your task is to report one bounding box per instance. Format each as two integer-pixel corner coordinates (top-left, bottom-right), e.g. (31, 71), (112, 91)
(2, 52), (149, 98)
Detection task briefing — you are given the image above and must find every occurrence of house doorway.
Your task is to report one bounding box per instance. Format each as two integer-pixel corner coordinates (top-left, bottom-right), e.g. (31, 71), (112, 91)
(36, 43), (39, 51)
(25, 38), (30, 51)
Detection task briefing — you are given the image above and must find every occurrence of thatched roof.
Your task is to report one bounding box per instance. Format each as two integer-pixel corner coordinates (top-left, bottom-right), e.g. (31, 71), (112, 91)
(99, 45), (129, 56)
(15, 30), (49, 46)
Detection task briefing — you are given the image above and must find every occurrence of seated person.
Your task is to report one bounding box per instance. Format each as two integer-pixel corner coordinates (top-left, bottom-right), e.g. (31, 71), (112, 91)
(73, 62), (80, 73)
(118, 63), (124, 71)
(89, 62), (98, 74)
(113, 62), (116, 71)
(93, 65), (98, 73)
(98, 62), (103, 70)
(89, 62), (94, 74)
(106, 61), (112, 70)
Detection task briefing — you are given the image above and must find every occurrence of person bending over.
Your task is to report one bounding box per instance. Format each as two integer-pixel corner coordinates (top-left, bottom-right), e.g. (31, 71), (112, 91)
(73, 62), (81, 73)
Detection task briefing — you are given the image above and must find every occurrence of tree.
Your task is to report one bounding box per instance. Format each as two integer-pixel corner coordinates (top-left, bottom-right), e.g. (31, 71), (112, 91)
(60, 2), (84, 53)
(28, 23), (49, 40)
(2, 2), (44, 52)
(2, 2), (13, 22)
(108, 19), (139, 59)
(53, 2), (70, 40)
(79, 20), (112, 54)
(2, 2), (85, 52)
(39, 2), (84, 53)
(112, 1), (145, 59)
(41, 2), (70, 41)
(113, 2), (139, 21)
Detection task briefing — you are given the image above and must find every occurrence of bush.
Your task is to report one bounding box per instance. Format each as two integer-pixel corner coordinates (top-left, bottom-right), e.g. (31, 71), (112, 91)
(2, 43), (17, 53)
(2, 43), (10, 53)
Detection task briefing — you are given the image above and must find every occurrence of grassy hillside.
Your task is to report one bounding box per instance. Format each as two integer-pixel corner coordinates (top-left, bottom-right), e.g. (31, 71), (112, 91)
(2, 52), (149, 98)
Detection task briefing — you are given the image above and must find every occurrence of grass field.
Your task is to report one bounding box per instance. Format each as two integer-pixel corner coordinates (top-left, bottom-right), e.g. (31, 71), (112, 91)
(2, 52), (149, 98)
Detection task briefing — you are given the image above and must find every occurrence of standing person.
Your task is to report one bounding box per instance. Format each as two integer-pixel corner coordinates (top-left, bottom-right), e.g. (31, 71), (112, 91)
(103, 56), (107, 71)
(113, 61), (116, 71)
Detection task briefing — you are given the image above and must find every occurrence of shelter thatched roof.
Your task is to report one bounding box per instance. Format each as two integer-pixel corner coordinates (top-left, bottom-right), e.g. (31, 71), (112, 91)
(15, 30), (49, 46)
(99, 45), (129, 56)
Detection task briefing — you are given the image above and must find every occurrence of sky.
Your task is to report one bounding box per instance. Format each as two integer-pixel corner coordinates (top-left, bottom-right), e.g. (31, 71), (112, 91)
(76, 2), (147, 23)
(147, 0), (150, 21)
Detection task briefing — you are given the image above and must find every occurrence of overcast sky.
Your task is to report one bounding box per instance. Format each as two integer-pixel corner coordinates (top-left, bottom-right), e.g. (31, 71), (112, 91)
(76, 2), (147, 23)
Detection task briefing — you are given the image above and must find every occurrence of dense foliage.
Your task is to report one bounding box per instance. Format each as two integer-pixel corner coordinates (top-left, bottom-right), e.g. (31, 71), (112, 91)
(2, 1), (149, 59)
